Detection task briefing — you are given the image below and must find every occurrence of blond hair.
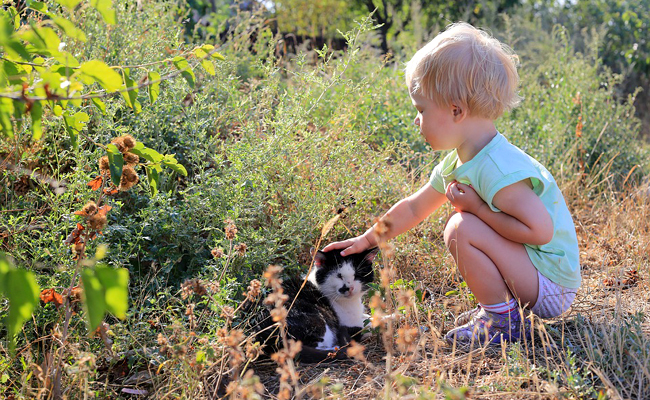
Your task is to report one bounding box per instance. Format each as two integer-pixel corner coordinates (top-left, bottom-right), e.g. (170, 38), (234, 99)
(405, 22), (521, 119)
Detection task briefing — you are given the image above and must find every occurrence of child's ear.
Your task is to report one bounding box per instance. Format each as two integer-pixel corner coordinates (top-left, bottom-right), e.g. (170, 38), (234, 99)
(452, 105), (466, 121)
(313, 250), (327, 268)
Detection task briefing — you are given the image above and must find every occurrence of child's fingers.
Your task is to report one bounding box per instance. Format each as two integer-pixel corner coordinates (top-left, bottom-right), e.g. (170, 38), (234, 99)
(322, 241), (348, 252)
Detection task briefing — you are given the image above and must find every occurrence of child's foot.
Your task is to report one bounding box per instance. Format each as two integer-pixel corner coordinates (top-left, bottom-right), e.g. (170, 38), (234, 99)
(454, 305), (481, 326)
(445, 308), (530, 347)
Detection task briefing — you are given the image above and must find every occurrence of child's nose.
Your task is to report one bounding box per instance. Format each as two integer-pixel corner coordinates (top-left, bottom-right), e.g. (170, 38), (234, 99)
(414, 116), (420, 126)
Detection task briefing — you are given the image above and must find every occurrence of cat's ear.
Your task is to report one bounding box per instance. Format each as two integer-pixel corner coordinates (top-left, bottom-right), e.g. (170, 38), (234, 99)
(313, 250), (327, 268)
(362, 247), (379, 264)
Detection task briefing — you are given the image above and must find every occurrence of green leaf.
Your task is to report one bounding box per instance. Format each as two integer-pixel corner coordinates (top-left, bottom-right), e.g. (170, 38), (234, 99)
(51, 16), (87, 42)
(80, 60), (122, 92)
(0, 254), (40, 352)
(120, 68), (138, 109)
(54, 0), (82, 10)
(53, 104), (63, 116)
(200, 59), (215, 76)
(130, 142), (163, 163)
(146, 164), (160, 196)
(81, 268), (107, 332)
(0, 12), (30, 60)
(0, 10), (13, 39)
(71, 111), (88, 130)
(444, 290), (459, 296)
(91, 96), (106, 114)
(95, 265), (129, 319)
(106, 143), (123, 186)
(162, 155), (187, 176)
(0, 254), (11, 293)
(52, 51), (80, 67)
(201, 44), (225, 60)
(4, 39), (31, 60)
(147, 71), (160, 104)
(21, 26), (60, 53)
(193, 47), (208, 59)
(90, 0), (116, 24)
(0, 98), (14, 138)
(5, 269), (40, 345)
(1, 60), (21, 86)
(13, 100), (25, 131)
(172, 56), (195, 88)
(28, 1), (49, 13)
(30, 101), (43, 140)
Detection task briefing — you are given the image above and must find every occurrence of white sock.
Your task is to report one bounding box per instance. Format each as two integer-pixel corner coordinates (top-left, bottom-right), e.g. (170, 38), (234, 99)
(480, 298), (518, 314)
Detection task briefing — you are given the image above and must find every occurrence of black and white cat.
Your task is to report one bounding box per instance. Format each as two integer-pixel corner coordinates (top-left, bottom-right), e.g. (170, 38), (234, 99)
(251, 248), (378, 363)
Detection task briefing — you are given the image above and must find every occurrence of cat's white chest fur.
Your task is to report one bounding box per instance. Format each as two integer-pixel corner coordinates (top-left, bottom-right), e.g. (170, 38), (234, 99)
(330, 295), (365, 327)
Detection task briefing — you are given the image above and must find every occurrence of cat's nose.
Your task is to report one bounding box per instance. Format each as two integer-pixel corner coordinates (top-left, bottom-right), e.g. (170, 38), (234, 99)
(339, 285), (349, 294)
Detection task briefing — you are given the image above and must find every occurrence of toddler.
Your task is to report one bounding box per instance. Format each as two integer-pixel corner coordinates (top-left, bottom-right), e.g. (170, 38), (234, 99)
(323, 22), (580, 346)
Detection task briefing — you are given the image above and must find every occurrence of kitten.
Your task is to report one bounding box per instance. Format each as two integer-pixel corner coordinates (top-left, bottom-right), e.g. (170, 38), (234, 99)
(250, 248), (378, 363)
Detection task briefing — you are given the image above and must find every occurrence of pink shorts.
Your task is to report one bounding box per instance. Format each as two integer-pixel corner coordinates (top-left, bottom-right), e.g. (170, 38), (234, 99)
(530, 270), (577, 319)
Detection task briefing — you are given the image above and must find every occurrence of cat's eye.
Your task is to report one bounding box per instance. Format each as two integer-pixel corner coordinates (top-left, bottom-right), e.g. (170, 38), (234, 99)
(337, 273), (342, 279)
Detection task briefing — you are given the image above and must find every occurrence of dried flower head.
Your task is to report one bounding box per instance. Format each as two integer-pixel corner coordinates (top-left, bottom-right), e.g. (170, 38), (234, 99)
(211, 248), (224, 259)
(397, 289), (415, 308)
(206, 280), (219, 293)
(122, 135), (136, 151)
(379, 241), (394, 259)
(246, 279), (262, 301)
(371, 308), (387, 329)
(396, 325), (419, 352)
(123, 152), (139, 166)
(224, 219), (238, 240)
(110, 137), (126, 153)
(264, 289), (288, 308)
(157, 333), (168, 346)
(245, 341), (262, 360)
(119, 165), (139, 191)
(221, 305), (235, 321)
(225, 329), (245, 348)
(374, 216), (391, 238)
(346, 340), (366, 362)
(234, 242), (247, 256)
(263, 264), (283, 289)
(87, 214), (107, 231)
(81, 201), (98, 216)
(270, 307), (288, 323)
(99, 156), (110, 174)
(285, 339), (302, 358)
(181, 279), (207, 299)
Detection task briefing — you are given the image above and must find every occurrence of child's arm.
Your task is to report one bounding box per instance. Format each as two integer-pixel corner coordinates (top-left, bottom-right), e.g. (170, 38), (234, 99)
(323, 184), (447, 256)
(446, 181), (553, 245)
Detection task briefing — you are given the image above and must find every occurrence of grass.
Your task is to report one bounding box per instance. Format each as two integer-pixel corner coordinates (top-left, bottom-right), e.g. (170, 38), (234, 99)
(1, 1), (650, 398)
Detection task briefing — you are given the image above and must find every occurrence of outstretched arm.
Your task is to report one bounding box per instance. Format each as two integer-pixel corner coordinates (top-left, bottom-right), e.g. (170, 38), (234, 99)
(446, 181), (553, 245)
(323, 183), (448, 256)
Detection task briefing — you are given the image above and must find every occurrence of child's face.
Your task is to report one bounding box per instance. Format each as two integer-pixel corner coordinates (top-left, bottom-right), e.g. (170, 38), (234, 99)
(409, 91), (458, 151)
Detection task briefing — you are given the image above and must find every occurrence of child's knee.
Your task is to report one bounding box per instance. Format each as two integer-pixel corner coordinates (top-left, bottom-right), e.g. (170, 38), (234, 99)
(443, 212), (481, 248)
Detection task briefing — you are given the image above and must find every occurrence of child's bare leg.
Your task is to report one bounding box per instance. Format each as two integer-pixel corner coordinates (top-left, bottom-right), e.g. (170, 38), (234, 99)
(444, 212), (539, 308)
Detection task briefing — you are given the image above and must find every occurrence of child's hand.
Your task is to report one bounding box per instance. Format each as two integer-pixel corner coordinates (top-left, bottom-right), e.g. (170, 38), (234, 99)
(322, 235), (374, 257)
(445, 181), (486, 215)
